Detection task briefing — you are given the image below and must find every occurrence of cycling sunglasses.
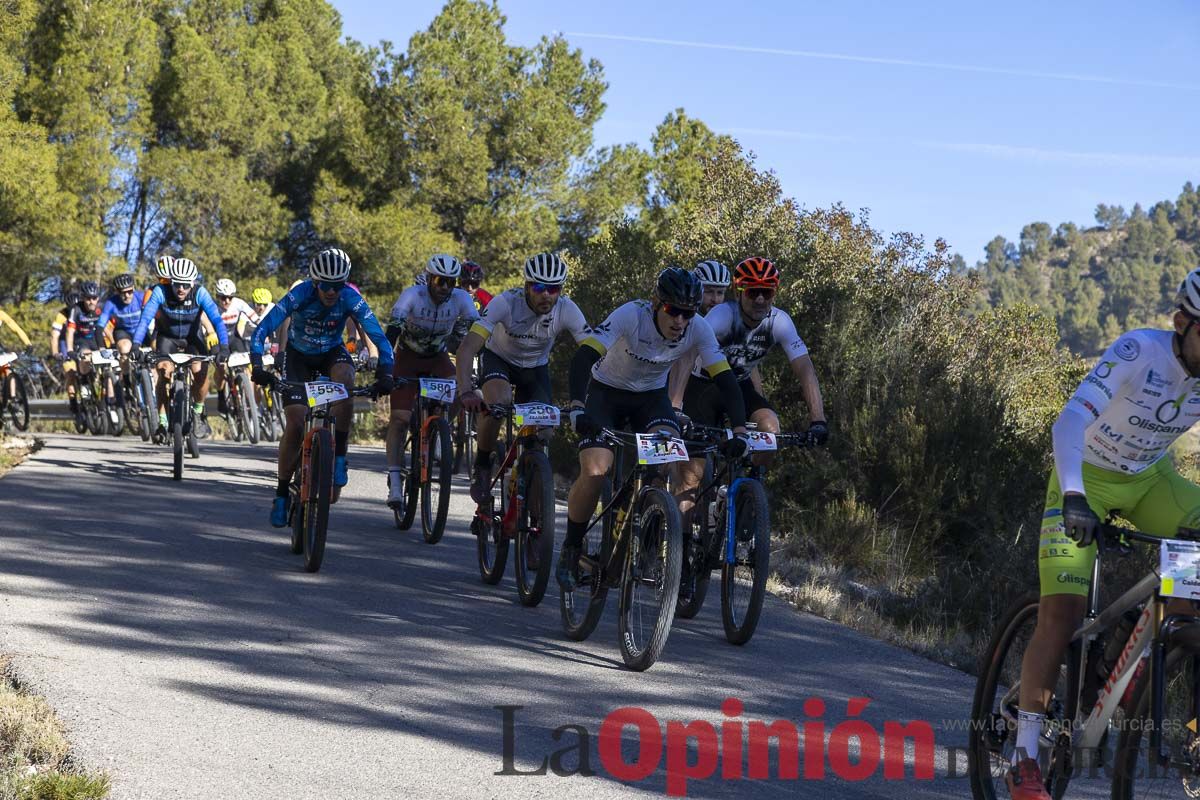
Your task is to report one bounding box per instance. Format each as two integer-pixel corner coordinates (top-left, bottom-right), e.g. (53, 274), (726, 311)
(429, 275), (457, 288)
(661, 303), (697, 320)
(170, 281), (192, 290)
(119, 289), (135, 296)
(743, 287), (775, 301)
(462, 280), (481, 290)
(216, 294), (233, 301)
(316, 280), (345, 293)
(529, 282), (562, 295)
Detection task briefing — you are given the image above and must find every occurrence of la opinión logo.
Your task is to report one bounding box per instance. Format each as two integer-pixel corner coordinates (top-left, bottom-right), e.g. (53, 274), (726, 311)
(495, 697), (936, 796)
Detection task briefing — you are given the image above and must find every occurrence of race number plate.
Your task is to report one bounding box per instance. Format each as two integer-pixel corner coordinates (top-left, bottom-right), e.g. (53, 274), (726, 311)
(1160, 540), (1200, 600)
(0, 353), (17, 368)
(745, 431), (777, 452)
(513, 403), (560, 427)
(419, 378), (456, 403)
(90, 350), (118, 366)
(168, 353), (195, 365)
(227, 351), (251, 368)
(305, 381), (349, 408)
(261, 353), (274, 367)
(636, 433), (689, 465)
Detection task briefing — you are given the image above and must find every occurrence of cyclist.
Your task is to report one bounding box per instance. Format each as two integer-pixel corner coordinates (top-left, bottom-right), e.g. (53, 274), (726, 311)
(1003, 268), (1200, 800)
(384, 254), (479, 507)
(250, 248), (394, 527)
(212, 278), (260, 415)
(461, 260), (492, 312)
(555, 267), (751, 590)
(456, 252), (591, 502)
(131, 257), (228, 439)
(64, 282), (108, 416)
(50, 291), (81, 422)
(96, 274), (145, 406)
(669, 257), (828, 598)
(693, 259), (730, 314)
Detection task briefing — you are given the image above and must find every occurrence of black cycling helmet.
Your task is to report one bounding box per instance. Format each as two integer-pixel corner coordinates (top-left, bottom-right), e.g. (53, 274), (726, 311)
(80, 281), (101, 299)
(654, 266), (703, 310)
(112, 274), (135, 292)
(461, 260), (484, 282)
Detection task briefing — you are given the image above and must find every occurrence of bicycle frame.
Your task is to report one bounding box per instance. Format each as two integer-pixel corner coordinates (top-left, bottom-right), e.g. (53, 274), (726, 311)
(1001, 526), (1200, 769)
(476, 404), (557, 533)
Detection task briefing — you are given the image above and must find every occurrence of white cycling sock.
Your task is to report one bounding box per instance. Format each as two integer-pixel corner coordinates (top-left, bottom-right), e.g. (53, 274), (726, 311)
(388, 467), (402, 485)
(1013, 710), (1044, 764)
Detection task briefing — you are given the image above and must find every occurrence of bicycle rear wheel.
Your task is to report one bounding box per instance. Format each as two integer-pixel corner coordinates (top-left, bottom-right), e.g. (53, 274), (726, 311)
(394, 425), (419, 531)
(475, 452), (508, 585)
(171, 386), (186, 481)
(617, 487), (683, 671)
(514, 451), (555, 607)
(290, 457), (304, 554)
(420, 415), (453, 544)
(302, 428), (333, 572)
(1111, 626), (1200, 799)
(677, 456), (715, 619)
(720, 479), (771, 645)
(560, 479), (612, 642)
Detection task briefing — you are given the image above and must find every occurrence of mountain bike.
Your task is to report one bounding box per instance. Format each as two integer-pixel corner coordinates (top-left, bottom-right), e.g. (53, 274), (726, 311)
(222, 351), (259, 444)
(560, 428), (687, 672)
(256, 353), (284, 442)
(164, 353), (211, 481)
(274, 375), (378, 572)
(0, 352), (29, 432)
(969, 522), (1200, 799)
(15, 349), (56, 401)
(678, 425), (810, 644)
(82, 349), (125, 436)
(125, 347), (155, 442)
(472, 402), (560, 606)
(390, 376), (454, 544)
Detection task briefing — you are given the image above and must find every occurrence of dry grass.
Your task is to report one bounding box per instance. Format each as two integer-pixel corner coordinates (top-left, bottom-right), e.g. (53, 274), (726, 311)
(0, 658), (109, 800)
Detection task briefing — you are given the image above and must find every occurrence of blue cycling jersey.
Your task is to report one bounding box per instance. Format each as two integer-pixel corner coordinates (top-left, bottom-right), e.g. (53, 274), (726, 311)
(251, 282), (394, 369)
(132, 285), (227, 347)
(97, 294), (144, 333)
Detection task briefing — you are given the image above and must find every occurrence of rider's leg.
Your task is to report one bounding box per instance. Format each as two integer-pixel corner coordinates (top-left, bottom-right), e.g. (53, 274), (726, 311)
(277, 403), (307, 493)
(329, 358), (355, 466)
(673, 456), (706, 527)
(749, 407), (780, 471)
(1015, 463), (1153, 766)
(565, 446), (615, 545)
(476, 377), (511, 459)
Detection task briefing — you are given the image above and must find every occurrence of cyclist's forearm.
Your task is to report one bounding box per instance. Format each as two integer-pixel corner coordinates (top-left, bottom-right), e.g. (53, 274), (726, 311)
(791, 355), (825, 421)
(713, 369), (747, 429)
(455, 332), (484, 392)
(569, 345), (601, 403)
(1052, 406), (1090, 495)
(667, 359), (689, 409)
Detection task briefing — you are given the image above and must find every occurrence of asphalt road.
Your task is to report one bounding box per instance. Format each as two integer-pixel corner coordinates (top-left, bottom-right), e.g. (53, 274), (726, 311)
(0, 434), (1115, 799)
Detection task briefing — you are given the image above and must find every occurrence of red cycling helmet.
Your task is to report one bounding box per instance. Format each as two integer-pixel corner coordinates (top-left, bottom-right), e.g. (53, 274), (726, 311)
(732, 257), (780, 289)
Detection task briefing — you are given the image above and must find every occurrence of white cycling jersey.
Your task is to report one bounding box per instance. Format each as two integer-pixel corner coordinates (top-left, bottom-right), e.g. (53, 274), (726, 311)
(472, 288), (589, 368)
(692, 300), (808, 381)
(1054, 328), (1200, 493)
(586, 300), (730, 392)
(220, 297), (258, 336)
(388, 285), (478, 356)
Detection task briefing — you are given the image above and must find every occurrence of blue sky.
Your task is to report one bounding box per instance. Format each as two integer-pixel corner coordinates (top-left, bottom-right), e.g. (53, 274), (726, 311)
(330, 0), (1200, 264)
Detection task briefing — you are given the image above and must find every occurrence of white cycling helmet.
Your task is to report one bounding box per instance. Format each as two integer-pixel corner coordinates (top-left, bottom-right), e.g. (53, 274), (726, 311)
(155, 255), (174, 280)
(310, 248), (352, 282)
(426, 254), (461, 279)
(693, 259), (730, 288)
(1179, 268), (1200, 316)
(215, 278), (236, 297)
(170, 257), (198, 284)
(415, 272), (427, 286)
(523, 252), (568, 285)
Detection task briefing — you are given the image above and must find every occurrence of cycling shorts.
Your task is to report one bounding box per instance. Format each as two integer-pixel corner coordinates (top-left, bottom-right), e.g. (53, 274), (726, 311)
(578, 378), (680, 451)
(479, 349), (552, 405)
(280, 344), (354, 407)
(390, 345), (454, 412)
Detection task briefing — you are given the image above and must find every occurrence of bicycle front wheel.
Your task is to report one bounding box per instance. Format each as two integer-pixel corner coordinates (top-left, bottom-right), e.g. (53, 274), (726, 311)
(302, 428), (333, 572)
(720, 479), (771, 645)
(7, 374), (29, 432)
(476, 453), (508, 585)
(171, 386), (186, 481)
(617, 487), (683, 671)
(138, 368), (155, 441)
(968, 592), (1072, 800)
(239, 372), (259, 444)
(514, 451), (555, 607)
(420, 415), (453, 544)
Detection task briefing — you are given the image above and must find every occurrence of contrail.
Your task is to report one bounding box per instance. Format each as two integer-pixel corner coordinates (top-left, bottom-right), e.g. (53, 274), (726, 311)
(710, 126), (1200, 171)
(565, 31), (1200, 92)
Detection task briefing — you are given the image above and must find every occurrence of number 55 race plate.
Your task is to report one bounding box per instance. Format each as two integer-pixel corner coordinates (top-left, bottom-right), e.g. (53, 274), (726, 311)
(305, 381), (349, 408)
(636, 434), (689, 465)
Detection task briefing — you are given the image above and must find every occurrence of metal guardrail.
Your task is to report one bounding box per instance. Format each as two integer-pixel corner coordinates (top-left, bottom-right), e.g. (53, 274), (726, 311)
(28, 396), (381, 421)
